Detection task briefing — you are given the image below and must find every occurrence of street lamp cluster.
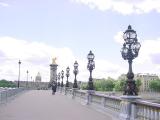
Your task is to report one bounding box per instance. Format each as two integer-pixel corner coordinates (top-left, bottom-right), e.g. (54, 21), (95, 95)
(121, 25), (141, 95)
(17, 60), (33, 88)
(61, 70), (64, 87)
(18, 60), (21, 88)
(57, 25), (141, 96)
(87, 51), (95, 90)
(65, 67), (70, 87)
(16, 25), (141, 96)
(57, 50), (95, 90)
(73, 61), (79, 88)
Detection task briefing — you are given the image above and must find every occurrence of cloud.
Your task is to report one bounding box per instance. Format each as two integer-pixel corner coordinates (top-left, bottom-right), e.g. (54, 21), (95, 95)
(0, 36), (124, 83)
(0, 37), (76, 82)
(114, 31), (124, 44)
(94, 59), (126, 79)
(0, 2), (9, 7)
(71, 0), (160, 15)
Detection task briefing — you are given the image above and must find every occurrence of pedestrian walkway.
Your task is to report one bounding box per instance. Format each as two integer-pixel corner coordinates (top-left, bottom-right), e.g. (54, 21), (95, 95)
(0, 90), (112, 120)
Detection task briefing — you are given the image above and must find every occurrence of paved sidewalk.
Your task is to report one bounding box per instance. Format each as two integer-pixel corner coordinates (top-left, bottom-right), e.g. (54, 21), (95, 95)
(0, 90), (113, 120)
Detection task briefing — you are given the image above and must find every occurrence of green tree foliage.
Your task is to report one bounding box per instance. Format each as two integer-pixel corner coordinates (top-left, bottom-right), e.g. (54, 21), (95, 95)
(135, 79), (142, 92)
(114, 79), (126, 91)
(81, 82), (88, 90)
(0, 79), (16, 88)
(149, 79), (160, 91)
(94, 78), (115, 91)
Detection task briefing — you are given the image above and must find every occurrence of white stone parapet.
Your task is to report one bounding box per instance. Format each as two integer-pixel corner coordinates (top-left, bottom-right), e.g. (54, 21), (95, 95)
(62, 89), (160, 120)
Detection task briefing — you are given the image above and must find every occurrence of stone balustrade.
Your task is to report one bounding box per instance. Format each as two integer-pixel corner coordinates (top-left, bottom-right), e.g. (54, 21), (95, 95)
(60, 87), (160, 120)
(0, 87), (25, 104)
(136, 100), (160, 120)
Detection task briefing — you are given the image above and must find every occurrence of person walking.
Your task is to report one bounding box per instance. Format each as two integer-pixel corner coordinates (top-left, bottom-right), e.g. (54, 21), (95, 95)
(52, 81), (57, 95)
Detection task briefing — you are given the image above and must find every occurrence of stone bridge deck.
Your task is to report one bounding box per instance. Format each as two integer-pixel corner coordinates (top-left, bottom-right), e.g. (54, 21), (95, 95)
(0, 90), (112, 120)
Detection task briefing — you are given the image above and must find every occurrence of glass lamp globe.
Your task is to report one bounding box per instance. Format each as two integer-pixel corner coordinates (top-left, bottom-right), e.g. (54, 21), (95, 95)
(87, 50), (95, 61)
(123, 25), (137, 44)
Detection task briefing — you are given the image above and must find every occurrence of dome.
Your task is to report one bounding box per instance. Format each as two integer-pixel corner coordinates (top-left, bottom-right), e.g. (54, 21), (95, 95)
(35, 72), (41, 82)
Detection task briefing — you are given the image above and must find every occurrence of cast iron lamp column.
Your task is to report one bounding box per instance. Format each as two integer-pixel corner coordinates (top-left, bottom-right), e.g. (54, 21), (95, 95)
(61, 70), (64, 87)
(55, 74), (58, 85)
(58, 72), (61, 86)
(26, 70), (29, 88)
(18, 60), (21, 88)
(73, 61), (78, 88)
(65, 67), (70, 87)
(87, 51), (95, 90)
(121, 25), (141, 95)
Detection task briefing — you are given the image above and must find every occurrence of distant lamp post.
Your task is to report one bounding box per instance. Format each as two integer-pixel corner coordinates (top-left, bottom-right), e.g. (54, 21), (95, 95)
(65, 67), (70, 87)
(61, 70), (64, 87)
(73, 61), (78, 88)
(55, 74), (58, 85)
(26, 70), (29, 88)
(121, 25), (141, 95)
(87, 50), (95, 90)
(18, 60), (21, 88)
(58, 72), (61, 87)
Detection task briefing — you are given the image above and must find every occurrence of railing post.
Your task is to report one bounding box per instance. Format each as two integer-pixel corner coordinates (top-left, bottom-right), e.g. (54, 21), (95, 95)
(119, 96), (141, 120)
(65, 87), (69, 95)
(101, 96), (106, 107)
(130, 103), (138, 120)
(86, 90), (95, 105)
(72, 88), (78, 99)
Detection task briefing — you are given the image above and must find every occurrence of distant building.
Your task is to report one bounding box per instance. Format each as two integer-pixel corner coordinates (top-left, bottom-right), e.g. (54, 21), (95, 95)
(118, 73), (159, 91)
(35, 72), (41, 82)
(117, 74), (127, 80)
(14, 81), (49, 90)
(135, 73), (159, 92)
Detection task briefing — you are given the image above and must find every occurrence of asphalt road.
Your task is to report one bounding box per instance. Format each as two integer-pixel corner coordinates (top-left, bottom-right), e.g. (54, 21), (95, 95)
(0, 90), (113, 120)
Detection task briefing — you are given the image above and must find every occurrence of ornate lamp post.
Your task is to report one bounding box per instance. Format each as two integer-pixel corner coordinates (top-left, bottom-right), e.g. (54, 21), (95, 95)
(58, 72), (61, 87)
(87, 51), (95, 90)
(121, 25), (141, 95)
(55, 74), (57, 85)
(61, 70), (64, 87)
(65, 67), (70, 87)
(73, 61), (78, 88)
(26, 70), (29, 88)
(18, 60), (21, 88)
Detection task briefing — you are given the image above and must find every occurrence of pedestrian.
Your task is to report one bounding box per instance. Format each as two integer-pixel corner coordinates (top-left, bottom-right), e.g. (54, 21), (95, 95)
(52, 81), (57, 95)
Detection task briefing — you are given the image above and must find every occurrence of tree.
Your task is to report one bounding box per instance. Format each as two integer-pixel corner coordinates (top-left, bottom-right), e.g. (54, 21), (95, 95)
(94, 78), (115, 91)
(0, 79), (16, 88)
(149, 79), (160, 91)
(81, 82), (88, 90)
(114, 79), (125, 91)
(135, 79), (142, 92)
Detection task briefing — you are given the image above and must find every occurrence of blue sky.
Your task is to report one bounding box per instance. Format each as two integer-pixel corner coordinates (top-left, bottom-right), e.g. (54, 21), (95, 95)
(0, 0), (160, 82)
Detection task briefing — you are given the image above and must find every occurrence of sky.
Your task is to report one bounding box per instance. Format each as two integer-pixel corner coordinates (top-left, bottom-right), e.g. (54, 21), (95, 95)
(0, 0), (160, 82)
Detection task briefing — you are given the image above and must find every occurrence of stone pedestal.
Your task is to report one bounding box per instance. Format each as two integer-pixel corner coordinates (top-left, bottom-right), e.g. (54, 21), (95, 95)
(119, 95), (141, 120)
(86, 90), (95, 105)
(65, 87), (70, 95)
(72, 88), (79, 99)
(50, 64), (58, 83)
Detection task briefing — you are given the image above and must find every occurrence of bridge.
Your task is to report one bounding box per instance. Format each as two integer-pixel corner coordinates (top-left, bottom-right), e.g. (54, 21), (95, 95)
(0, 88), (160, 120)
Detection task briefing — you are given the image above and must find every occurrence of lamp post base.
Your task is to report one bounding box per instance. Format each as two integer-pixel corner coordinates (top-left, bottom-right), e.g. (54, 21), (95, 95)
(87, 80), (94, 90)
(119, 95), (141, 120)
(86, 90), (95, 105)
(72, 88), (79, 99)
(65, 87), (70, 95)
(123, 80), (138, 96)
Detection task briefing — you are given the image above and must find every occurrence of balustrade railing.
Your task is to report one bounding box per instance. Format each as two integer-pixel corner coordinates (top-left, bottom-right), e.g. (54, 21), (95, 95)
(136, 100), (160, 120)
(59, 88), (160, 120)
(0, 87), (25, 104)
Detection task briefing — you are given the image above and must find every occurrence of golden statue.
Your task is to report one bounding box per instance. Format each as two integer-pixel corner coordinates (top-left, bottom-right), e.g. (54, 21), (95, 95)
(52, 57), (57, 64)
